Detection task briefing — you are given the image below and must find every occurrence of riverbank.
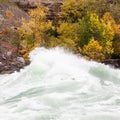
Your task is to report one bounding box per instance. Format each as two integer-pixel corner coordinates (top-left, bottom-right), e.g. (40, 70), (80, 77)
(102, 59), (120, 69)
(0, 2), (29, 74)
(0, 0), (120, 74)
(0, 52), (27, 74)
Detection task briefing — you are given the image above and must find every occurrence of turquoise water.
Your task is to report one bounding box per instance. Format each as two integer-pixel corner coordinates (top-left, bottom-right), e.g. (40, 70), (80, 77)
(0, 47), (120, 120)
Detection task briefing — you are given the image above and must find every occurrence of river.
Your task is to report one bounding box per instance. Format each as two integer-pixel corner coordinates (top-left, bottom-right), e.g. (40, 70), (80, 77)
(0, 47), (120, 120)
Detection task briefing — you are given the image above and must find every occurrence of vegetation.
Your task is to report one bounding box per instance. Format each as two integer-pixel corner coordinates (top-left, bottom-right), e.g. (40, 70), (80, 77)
(0, 0), (8, 2)
(83, 37), (104, 61)
(15, 0), (120, 62)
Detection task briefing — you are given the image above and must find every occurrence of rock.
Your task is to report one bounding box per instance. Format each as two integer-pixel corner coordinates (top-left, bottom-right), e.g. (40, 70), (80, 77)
(1, 70), (13, 74)
(0, 62), (4, 72)
(2, 55), (6, 60)
(9, 0), (62, 21)
(103, 59), (120, 68)
(17, 57), (25, 65)
(7, 51), (12, 57)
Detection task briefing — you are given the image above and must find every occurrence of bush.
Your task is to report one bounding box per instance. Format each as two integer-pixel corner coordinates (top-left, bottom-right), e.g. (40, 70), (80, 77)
(83, 37), (104, 61)
(78, 12), (114, 59)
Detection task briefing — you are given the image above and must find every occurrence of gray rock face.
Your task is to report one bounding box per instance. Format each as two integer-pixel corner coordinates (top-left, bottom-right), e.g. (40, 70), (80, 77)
(9, 0), (62, 8)
(0, 2), (29, 29)
(0, 53), (27, 74)
(8, 0), (62, 21)
(0, 3), (29, 74)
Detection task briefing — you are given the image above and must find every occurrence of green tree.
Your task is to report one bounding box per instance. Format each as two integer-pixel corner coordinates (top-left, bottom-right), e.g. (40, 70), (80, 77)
(78, 12), (114, 59)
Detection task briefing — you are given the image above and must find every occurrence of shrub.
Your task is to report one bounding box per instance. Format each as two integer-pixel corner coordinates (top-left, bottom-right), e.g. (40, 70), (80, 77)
(83, 37), (104, 61)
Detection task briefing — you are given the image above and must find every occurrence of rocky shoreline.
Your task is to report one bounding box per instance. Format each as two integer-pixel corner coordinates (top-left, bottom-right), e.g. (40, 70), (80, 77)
(0, 1), (120, 74)
(0, 52), (27, 74)
(102, 59), (120, 69)
(0, 2), (30, 74)
(1, 52), (120, 74)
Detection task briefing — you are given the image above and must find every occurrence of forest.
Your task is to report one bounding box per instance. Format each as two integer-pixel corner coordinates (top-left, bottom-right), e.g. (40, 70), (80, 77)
(1, 0), (120, 63)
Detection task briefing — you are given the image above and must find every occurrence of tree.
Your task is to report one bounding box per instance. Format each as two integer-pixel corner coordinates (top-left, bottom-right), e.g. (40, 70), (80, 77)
(112, 24), (120, 57)
(59, 0), (85, 23)
(18, 4), (52, 50)
(57, 22), (77, 49)
(83, 37), (104, 61)
(78, 12), (114, 59)
(45, 22), (77, 50)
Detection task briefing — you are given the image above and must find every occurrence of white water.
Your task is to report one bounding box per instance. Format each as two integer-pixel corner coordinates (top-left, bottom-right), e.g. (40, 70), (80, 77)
(0, 47), (120, 120)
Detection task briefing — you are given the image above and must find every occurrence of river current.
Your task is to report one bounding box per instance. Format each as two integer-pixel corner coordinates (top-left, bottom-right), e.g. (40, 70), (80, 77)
(0, 47), (120, 120)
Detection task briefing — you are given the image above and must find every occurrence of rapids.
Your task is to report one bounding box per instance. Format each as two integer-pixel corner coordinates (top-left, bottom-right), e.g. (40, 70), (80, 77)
(0, 47), (120, 120)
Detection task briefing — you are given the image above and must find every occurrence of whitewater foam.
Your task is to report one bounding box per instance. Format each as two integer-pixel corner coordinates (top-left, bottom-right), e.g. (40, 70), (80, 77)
(0, 47), (120, 120)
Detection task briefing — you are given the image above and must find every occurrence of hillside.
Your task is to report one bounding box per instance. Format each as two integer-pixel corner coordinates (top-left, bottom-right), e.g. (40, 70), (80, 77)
(0, 0), (120, 74)
(0, 2), (29, 74)
(0, 0), (62, 74)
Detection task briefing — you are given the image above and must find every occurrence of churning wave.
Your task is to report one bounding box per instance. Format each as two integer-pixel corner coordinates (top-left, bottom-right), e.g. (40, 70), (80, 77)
(0, 47), (120, 120)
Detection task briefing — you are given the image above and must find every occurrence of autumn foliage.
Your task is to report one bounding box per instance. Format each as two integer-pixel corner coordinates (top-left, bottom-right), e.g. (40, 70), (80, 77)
(83, 37), (104, 61)
(16, 0), (120, 62)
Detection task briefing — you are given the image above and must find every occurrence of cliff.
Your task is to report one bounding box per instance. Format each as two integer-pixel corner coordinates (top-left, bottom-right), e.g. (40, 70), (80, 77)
(9, 0), (62, 20)
(0, 2), (29, 74)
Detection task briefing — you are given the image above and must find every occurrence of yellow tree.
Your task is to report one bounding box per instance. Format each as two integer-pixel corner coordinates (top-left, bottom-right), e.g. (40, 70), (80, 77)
(101, 12), (115, 57)
(112, 24), (120, 56)
(83, 37), (104, 61)
(18, 4), (52, 51)
(57, 22), (77, 49)
(46, 22), (77, 50)
(59, 0), (84, 23)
